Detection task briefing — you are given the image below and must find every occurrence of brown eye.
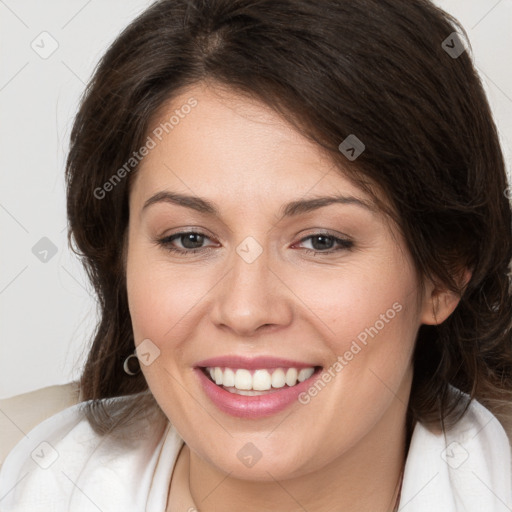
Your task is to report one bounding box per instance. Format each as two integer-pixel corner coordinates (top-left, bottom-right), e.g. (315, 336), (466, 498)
(296, 233), (353, 255)
(158, 231), (216, 255)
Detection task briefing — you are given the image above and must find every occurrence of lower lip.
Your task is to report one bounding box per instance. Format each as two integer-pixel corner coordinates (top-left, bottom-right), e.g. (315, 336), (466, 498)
(194, 367), (323, 418)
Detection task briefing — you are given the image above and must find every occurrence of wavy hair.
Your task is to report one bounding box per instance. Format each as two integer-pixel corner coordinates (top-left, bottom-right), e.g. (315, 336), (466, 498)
(65, 0), (512, 438)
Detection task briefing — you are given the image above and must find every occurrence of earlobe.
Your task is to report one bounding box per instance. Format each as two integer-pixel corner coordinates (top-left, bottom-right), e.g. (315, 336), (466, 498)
(421, 268), (472, 326)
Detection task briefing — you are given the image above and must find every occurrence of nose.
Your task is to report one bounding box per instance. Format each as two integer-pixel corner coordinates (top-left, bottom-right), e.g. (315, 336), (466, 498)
(210, 244), (294, 337)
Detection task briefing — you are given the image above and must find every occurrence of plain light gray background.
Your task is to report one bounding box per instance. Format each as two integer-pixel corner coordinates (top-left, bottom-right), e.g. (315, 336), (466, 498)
(1, 0), (511, 399)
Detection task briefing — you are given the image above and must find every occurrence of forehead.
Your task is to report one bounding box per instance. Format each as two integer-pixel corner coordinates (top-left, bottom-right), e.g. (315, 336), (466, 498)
(130, 82), (379, 213)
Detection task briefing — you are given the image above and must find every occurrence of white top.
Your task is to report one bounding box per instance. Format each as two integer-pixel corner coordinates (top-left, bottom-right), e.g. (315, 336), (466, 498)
(0, 391), (511, 511)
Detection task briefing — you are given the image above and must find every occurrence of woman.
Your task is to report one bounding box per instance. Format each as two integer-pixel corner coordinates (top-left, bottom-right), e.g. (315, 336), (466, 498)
(1, 0), (511, 510)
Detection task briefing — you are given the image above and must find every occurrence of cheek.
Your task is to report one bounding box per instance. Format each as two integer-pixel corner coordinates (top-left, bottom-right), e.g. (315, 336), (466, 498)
(289, 255), (419, 354)
(127, 239), (420, 355)
(126, 240), (216, 350)
(128, 261), (194, 342)
(286, 254), (420, 426)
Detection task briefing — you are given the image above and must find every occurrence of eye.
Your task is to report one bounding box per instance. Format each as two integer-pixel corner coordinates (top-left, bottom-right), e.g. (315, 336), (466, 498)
(157, 231), (217, 255)
(155, 230), (353, 257)
(295, 233), (354, 255)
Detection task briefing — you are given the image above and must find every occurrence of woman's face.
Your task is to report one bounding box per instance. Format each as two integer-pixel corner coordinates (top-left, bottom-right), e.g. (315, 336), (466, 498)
(125, 82), (440, 480)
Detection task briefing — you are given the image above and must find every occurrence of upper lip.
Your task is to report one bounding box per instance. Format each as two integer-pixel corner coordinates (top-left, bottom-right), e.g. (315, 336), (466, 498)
(195, 355), (321, 370)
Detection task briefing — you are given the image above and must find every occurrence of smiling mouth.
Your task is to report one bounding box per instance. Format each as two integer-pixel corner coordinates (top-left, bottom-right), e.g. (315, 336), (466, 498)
(199, 365), (323, 396)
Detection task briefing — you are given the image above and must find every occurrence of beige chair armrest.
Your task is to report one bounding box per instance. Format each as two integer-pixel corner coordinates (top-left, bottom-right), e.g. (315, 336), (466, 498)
(0, 382), (81, 469)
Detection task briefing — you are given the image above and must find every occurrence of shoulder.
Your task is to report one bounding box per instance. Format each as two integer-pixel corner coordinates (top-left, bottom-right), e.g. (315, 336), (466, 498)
(400, 391), (512, 511)
(0, 393), (175, 512)
(0, 382), (81, 467)
(449, 394), (511, 447)
(441, 391), (512, 474)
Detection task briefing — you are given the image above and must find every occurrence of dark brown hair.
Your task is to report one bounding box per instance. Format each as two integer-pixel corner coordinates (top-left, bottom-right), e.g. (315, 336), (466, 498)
(66, 0), (512, 436)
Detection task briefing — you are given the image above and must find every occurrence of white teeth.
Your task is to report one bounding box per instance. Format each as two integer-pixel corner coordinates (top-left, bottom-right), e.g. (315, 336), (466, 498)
(285, 368), (298, 386)
(225, 388), (270, 396)
(223, 368), (236, 387)
(205, 366), (317, 391)
(298, 368), (315, 382)
(234, 369), (252, 390)
(271, 368), (286, 388)
(253, 369), (272, 391)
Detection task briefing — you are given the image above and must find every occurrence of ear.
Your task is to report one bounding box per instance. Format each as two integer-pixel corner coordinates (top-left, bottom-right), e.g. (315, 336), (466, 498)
(420, 268), (472, 325)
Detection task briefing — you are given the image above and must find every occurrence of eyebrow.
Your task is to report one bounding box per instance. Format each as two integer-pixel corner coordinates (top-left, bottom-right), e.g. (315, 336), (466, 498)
(141, 190), (375, 219)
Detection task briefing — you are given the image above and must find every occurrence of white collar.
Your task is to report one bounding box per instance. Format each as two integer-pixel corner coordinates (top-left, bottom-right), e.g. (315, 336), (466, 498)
(399, 397), (512, 511)
(0, 393), (510, 511)
(148, 394), (512, 511)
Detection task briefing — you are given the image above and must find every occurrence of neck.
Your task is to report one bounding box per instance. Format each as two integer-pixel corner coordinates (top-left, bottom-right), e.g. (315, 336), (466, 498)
(180, 398), (409, 512)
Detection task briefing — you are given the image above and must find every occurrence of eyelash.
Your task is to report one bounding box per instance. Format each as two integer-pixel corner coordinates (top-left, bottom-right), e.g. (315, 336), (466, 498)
(156, 231), (354, 256)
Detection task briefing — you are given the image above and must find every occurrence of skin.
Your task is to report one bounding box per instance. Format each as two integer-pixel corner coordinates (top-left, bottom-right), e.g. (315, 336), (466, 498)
(125, 81), (463, 512)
